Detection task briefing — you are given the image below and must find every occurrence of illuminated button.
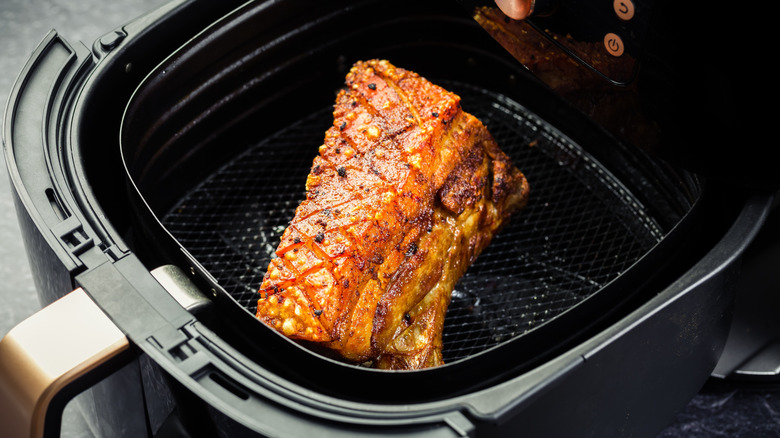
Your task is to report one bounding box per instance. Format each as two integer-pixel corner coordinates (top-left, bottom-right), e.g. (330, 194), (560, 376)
(604, 33), (625, 57)
(613, 0), (635, 20)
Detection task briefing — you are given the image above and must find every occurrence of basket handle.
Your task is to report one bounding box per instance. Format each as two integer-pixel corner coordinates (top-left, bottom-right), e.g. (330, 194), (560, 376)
(0, 289), (129, 438)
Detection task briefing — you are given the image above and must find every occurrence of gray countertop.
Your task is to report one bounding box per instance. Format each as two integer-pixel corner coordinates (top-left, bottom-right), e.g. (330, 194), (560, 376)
(1, 1), (778, 437)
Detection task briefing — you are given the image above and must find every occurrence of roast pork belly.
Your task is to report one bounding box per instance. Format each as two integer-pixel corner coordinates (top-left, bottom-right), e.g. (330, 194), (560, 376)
(256, 59), (529, 369)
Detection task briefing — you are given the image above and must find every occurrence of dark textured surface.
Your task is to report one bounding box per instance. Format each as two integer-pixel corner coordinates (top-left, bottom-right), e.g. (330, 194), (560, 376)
(659, 385), (780, 438)
(1, 0), (779, 437)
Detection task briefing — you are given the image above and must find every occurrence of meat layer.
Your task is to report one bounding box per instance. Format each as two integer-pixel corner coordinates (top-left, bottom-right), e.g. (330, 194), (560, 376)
(256, 59), (529, 369)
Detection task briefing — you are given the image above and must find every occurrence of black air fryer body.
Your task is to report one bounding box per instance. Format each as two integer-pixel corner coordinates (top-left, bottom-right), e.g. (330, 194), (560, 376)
(1, 0), (775, 437)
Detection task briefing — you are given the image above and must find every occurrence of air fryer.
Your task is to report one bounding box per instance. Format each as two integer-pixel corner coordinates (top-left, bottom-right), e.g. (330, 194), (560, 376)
(0, 0), (774, 437)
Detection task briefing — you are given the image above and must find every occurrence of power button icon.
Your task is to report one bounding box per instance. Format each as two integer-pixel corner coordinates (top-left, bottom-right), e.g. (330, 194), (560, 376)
(604, 33), (625, 57)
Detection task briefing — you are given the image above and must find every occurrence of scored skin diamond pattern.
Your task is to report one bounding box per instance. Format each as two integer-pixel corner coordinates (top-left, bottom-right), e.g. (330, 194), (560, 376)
(162, 82), (662, 363)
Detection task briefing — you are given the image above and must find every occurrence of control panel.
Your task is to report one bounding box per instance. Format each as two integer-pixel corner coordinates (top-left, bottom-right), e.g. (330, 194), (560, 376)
(529, 0), (652, 84)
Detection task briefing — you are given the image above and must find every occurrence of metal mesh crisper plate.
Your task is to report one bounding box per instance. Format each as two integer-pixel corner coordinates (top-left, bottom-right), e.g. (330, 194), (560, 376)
(161, 82), (664, 363)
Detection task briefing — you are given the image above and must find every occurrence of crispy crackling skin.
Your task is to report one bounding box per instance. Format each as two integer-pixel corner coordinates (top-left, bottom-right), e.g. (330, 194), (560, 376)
(256, 59), (528, 369)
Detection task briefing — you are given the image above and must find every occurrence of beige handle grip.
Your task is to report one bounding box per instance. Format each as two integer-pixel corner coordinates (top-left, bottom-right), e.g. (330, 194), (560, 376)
(0, 288), (129, 438)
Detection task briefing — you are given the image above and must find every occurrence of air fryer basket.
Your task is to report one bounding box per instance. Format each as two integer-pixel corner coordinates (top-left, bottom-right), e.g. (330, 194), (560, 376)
(120, 0), (703, 393)
(160, 83), (678, 364)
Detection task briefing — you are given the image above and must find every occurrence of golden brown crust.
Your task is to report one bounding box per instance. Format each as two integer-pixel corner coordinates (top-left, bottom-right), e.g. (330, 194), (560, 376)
(256, 59), (529, 368)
